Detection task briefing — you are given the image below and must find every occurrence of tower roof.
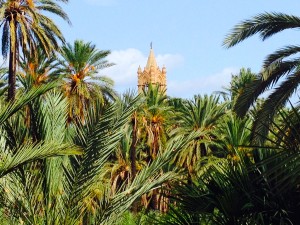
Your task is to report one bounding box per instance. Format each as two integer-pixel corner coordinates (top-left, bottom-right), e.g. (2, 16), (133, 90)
(137, 45), (167, 94)
(145, 48), (158, 70)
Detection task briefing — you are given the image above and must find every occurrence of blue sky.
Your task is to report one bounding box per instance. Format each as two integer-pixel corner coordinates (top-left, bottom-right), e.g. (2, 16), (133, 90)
(56, 0), (300, 98)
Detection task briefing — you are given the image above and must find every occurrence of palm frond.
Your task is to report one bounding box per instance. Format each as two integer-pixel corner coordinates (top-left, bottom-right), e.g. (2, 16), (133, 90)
(263, 45), (300, 68)
(0, 141), (81, 178)
(251, 70), (300, 144)
(223, 12), (300, 48)
(100, 132), (201, 225)
(63, 95), (142, 224)
(0, 82), (57, 126)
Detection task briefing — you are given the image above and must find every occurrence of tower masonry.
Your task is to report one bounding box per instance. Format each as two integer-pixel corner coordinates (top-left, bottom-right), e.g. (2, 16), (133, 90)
(137, 47), (167, 93)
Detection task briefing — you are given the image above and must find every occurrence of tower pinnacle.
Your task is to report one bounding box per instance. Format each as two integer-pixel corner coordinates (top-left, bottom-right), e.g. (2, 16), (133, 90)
(145, 48), (158, 70)
(137, 46), (167, 94)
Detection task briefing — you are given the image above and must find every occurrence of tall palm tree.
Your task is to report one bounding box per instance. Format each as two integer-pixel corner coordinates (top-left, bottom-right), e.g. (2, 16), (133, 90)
(0, 91), (81, 225)
(172, 95), (226, 179)
(59, 40), (117, 123)
(14, 49), (62, 141)
(22, 93), (182, 225)
(133, 85), (175, 211)
(0, 84), (78, 182)
(156, 103), (300, 225)
(0, 0), (70, 101)
(139, 85), (173, 161)
(223, 12), (300, 143)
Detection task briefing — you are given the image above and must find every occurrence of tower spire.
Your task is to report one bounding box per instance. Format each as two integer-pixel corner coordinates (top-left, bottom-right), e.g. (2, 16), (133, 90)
(137, 45), (167, 94)
(145, 46), (157, 70)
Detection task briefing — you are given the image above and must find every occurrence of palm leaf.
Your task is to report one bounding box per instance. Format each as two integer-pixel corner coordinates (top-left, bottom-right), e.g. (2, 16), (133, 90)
(223, 12), (300, 48)
(0, 82), (57, 125)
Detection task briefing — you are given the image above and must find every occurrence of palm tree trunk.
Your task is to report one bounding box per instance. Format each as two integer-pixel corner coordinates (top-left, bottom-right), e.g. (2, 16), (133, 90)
(152, 124), (159, 158)
(8, 22), (17, 102)
(130, 112), (138, 213)
(130, 112), (138, 182)
(29, 103), (39, 142)
(200, 143), (207, 157)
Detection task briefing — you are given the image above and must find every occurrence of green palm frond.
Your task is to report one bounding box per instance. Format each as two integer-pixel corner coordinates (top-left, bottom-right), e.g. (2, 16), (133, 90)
(217, 114), (252, 154)
(0, 0), (70, 100)
(179, 95), (226, 130)
(223, 12), (300, 48)
(263, 45), (300, 68)
(100, 132), (201, 225)
(233, 58), (299, 118)
(171, 95), (226, 177)
(254, 103), (300, 192)
(251, 70), (300, 144)
(224, 12), (300, 145)
(60, 40), (116, 122)
(63, 96), (142, 224)
(221, 68), (257, 104)
(0, 82), (57, 125)
(0, 141), (80, 179)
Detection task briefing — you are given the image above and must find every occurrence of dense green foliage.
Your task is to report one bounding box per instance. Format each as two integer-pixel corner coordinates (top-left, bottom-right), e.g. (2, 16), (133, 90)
(0, 3), (298, 224)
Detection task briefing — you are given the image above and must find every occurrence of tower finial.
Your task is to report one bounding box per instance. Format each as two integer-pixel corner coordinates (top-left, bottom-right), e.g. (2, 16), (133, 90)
(150, 42), (152, 49)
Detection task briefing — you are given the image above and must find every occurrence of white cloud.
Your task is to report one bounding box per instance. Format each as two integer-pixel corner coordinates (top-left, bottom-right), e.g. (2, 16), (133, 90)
(168, 67), (239, 98)
(156, 54), (184, 69)
(100, 48), (237, 98)
(100, 48), (184, 93)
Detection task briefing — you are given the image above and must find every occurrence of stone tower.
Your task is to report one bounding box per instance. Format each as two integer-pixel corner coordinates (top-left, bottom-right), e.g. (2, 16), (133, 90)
(137, 47), (167, 93)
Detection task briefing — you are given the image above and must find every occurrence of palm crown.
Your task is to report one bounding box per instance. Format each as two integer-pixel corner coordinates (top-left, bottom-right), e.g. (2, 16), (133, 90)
(223, 12), (300, 142)
(0, 0), (70, 100)
(60, 40), (117, 123)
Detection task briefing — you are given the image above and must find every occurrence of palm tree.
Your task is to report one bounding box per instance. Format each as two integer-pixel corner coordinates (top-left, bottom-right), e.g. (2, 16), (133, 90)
(217, 114), (252, 161)
(14, 49), (62, 141)
(156, 103), (300, 225)
(223, 12), (300, 143)
(221, 68), (257, 103)
(0, 91), (81, 225)
(172, 95), (226, 179)
(109, 124), (146, 195)
(5, 93), (185, 225)
(18, 48), (61, 90)
(0, 84), (79, 186)
(0, 0), (70, 101)
(59, 40), (117, 123)
(118, 90), (140, 183)
(139, 85), (173, 161)
(133, 85), (175, 211)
